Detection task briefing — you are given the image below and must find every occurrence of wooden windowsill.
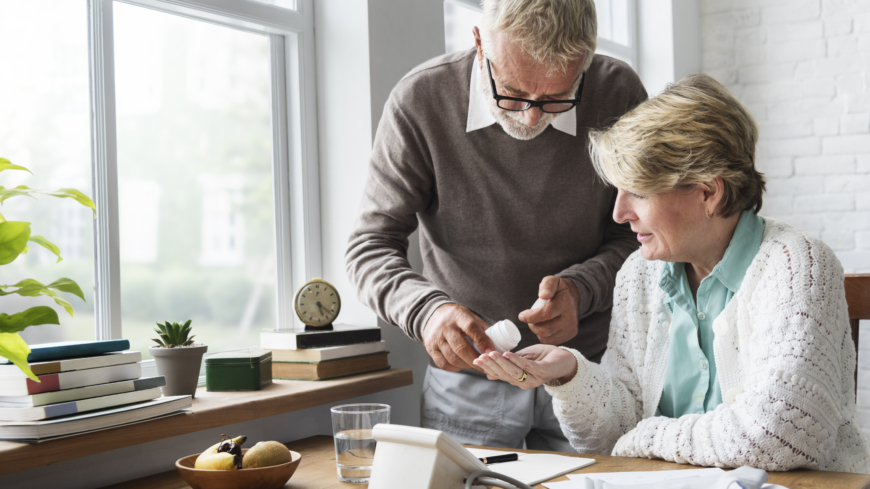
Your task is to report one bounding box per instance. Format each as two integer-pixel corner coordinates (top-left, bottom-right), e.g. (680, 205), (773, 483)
(0, 368), (413, 476)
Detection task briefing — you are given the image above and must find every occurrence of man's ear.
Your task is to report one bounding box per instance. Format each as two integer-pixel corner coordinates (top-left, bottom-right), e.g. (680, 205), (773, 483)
(473, 26), (484, 65)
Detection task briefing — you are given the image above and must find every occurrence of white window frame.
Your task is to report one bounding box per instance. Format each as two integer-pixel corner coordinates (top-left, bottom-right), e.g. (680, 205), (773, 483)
(87, 0), (321, 373)
(595, 0), (638, 69)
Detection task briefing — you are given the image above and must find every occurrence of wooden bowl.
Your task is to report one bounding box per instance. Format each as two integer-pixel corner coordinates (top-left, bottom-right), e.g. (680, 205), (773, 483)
(176, 448), (302, 489)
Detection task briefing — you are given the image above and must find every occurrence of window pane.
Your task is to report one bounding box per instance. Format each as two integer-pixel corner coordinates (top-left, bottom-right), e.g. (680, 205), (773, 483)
(610, 0), (630, 46)
(596, 0), (631, 46)
(444, 1), (481, 54)
(247, 0), (296, 10)
(113, 3), (276, 358)
(597, 0), (612, 41)
(0, 1), (96, 345)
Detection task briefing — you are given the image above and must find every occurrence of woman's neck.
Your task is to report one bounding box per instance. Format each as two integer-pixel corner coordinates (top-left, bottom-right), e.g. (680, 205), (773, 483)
(685, 213), (742, 297)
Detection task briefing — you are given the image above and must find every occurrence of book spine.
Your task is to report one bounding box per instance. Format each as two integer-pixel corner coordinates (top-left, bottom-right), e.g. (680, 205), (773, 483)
(26, 339), (131, 363)
(275, 365), (391, 381)
(42, 402), (78, 419)
(56, 351), (141, 372)
(272, 351), (392, 365)
(26, 363), (141, 395)
(318, 342), (387, 361)
(30, 380), (134, 406)
(296, 330), (382, 349)
(73, 388), (162, 415)
(261, 333), (299, 350)
(133, 377), (166, 390)
(26, 375), (60, 395)
(30, 362), (61, 376)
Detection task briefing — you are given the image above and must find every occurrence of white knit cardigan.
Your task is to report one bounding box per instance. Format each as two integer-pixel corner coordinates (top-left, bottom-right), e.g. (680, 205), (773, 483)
(545, 218), (870, 473)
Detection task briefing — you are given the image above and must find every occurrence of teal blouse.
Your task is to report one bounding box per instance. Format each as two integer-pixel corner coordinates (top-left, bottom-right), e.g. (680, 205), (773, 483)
(657, 211), (764, 418)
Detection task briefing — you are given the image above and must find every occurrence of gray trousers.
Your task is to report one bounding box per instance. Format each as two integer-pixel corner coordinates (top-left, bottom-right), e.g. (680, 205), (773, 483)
(420, 365), (576, 452)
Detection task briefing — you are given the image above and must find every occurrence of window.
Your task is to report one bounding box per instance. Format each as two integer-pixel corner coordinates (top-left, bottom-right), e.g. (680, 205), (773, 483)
(0, 1), (95, 346)
(442, 0), (638, 68)
(247, 0), (296, 10)
(594, 0), (638, 68)
(1, 0), (321, 367)
(112, 3), (277, 357)
(444, 0), (481, 55)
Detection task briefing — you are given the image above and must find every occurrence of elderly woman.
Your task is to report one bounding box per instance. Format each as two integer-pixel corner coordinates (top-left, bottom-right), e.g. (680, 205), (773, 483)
(474, 74), (870, 472)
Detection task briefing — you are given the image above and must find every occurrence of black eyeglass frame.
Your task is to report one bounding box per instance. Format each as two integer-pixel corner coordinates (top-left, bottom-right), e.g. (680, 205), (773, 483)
(485, 57), (585, 113)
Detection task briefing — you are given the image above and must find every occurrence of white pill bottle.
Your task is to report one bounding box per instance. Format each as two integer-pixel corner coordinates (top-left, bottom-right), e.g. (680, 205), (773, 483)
(473, 319), (522, 354)
(470, 298), (550, 354)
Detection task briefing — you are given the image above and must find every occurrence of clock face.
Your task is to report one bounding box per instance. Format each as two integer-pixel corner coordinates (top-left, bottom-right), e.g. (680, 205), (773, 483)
(295, 280), (341, 327)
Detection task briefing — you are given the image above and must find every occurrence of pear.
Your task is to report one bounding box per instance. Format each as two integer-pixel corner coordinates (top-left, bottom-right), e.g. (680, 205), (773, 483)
(242, 441), (292, 469)
(195, 452), (240, 470)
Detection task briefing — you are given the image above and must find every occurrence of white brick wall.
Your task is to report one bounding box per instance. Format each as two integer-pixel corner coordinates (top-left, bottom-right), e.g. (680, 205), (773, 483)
(701, 0), (870, 438)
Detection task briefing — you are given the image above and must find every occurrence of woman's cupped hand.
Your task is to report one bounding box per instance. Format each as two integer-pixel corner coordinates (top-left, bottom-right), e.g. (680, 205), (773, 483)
(473, 344), (578, 390)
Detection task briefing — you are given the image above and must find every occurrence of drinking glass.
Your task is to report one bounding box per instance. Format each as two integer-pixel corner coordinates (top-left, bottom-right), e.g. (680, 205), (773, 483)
(330, 403), (390, 483)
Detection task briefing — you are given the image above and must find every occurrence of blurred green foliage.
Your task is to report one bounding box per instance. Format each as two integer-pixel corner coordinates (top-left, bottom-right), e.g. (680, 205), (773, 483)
(0, 159), (94, 380)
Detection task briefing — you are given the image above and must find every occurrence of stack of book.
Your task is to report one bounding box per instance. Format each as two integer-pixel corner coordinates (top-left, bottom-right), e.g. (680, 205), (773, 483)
(261, 324), (389, 381)
(0, 340), (191, 442)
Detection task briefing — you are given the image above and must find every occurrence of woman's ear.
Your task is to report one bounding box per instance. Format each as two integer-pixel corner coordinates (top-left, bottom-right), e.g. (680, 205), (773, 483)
(701, 178), (725, 216)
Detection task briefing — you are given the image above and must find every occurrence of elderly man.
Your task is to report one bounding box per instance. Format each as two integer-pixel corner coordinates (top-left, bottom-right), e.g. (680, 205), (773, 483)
(346, 0), (646, 451)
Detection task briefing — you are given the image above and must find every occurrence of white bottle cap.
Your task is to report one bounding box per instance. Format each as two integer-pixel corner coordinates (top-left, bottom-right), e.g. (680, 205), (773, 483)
(486, 319), (522, 353)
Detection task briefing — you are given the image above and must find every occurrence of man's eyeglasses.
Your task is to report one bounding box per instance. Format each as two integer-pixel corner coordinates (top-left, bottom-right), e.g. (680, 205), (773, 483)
(486, 57), (584, 114)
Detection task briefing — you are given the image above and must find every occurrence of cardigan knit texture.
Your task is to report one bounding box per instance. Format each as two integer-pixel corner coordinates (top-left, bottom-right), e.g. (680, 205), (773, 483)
(546, 218), (870, 473)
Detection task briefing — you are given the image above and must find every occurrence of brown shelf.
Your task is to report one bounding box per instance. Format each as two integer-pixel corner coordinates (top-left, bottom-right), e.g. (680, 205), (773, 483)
(0, 368), (413, 476)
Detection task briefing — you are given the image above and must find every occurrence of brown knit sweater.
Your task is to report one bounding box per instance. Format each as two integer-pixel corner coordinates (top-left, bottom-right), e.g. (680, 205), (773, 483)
(346, 49), (647, 362)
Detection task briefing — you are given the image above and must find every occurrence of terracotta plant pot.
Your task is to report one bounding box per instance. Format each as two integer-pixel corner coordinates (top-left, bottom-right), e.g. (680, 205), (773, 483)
(149, 345), (208, 398)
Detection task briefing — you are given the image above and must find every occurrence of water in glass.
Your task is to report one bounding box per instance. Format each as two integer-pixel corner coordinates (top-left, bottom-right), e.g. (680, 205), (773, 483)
(330, 403), (390, 483)
(334, 429), (377, 482)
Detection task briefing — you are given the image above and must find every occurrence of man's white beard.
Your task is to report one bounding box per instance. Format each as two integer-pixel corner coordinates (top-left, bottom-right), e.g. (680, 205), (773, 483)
(479, 61), (559, 141)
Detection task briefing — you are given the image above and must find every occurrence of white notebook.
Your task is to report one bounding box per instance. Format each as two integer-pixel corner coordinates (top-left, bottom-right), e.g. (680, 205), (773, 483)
(466, 447), (596, 486)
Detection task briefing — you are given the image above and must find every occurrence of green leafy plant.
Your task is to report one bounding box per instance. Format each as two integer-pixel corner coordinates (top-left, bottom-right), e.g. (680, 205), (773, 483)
(0, 158), (95, 381)
(152, 319), (196, 348)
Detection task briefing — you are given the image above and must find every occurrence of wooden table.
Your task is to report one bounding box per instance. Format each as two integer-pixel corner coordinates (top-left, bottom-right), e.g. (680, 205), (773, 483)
(102, 435), (870, 489)
(0, 369), (413, 476)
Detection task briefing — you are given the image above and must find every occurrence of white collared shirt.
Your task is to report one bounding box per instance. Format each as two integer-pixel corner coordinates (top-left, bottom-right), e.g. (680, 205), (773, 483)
(465, 57), (577, 136)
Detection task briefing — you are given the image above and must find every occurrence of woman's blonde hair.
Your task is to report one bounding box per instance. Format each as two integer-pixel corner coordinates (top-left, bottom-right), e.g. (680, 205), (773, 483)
(480, 0), (597, 73)
(589, 74), (766, 218)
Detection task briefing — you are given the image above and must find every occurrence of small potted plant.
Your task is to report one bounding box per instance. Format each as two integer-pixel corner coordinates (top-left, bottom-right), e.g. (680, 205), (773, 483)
(149, 320), (207, 398)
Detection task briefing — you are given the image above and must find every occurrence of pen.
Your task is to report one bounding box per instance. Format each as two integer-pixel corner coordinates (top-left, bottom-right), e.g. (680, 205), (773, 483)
(478, 453), (519, 464)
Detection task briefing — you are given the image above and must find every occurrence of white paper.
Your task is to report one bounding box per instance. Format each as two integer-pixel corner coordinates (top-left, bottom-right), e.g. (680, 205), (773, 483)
(470, 449), (789, 489)
(542, 481), (579, 489)
(466, 448), (595, 486)
(567, 468), (789, 489)
(568, 468), (724, 486)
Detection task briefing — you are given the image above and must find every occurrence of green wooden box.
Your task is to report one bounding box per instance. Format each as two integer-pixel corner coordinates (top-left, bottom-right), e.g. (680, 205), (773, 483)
(205, 348), (273, 391)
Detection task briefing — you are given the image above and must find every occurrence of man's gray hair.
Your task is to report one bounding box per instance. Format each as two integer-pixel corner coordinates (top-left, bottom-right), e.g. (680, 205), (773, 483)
(480, 0), (597, 73)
